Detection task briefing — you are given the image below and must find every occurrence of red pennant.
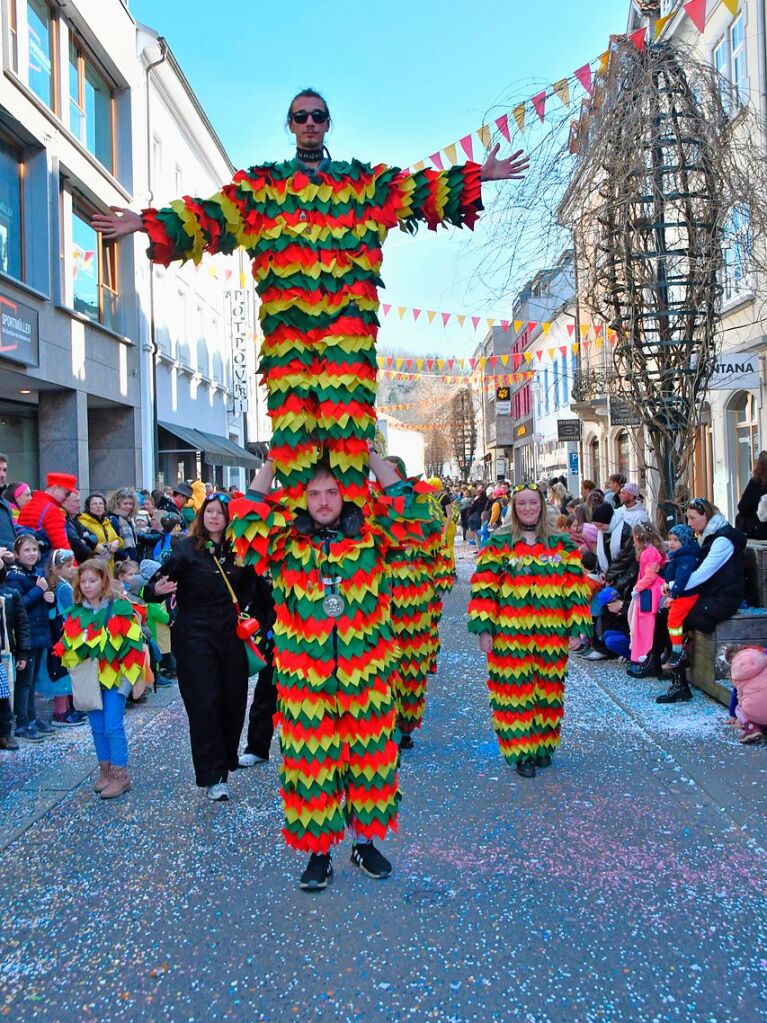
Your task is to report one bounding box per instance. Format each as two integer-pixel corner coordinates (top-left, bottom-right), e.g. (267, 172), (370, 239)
(532, 91), (547, 122)
(594, 324), (603, 337)
(528, 321), (538, 333)
(447, 359), (455, 370)
(471, 316), (480, 330)
(574, 64), (594, 96)
(683, 0), (707, 33)
(513, 353), (522, 368)
(501, 320), (510, 332)
(382, 304), (391, 316)
(629, 27), (647, 51)
(582, 340), (590, 351)
(495, 114), (511, 142)
(488, 355), (497, 366)
(469, 358), (476, 370)
(429, 152), (444, 171)
(441, 312), (451, 327)
(404, 359), (412, 370)
(426, 359), (434, 370)
(412, 308), (421, 321)
(459, 134), (474, 161)
(535, 350), (543, 361)
(559, 346), (568, 357)
(566, 323), (575, 337)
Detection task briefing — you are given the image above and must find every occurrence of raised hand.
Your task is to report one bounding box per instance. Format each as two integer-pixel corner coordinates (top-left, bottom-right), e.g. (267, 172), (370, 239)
(91, 206), (145, 240)
(480, 145), (530, 183)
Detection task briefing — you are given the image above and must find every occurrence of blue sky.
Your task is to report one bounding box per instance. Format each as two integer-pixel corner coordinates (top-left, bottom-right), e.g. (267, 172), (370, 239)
(131, 0), (630, 357)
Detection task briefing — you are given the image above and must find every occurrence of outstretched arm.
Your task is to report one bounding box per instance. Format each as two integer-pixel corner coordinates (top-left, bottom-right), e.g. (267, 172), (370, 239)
(369, 449), (401, 489)
(480, 145), (530, 182)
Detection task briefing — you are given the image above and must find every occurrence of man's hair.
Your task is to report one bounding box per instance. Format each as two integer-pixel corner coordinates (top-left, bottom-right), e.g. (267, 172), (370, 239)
(609, 473), (627, 486)
(308, 460), (338, 486)
(287, 88), (331, 127)
(0, 454), (7, 464)
(581, 479), (596, 491)
(581, 550), (598, 571)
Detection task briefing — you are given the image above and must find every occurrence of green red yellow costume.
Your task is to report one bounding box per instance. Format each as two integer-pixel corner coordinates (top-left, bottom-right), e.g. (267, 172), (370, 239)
(228, 482), (420, 853)
(55, 600), (148, 687)
(141, 159), (482, 505)
(467, 532), (591, 765)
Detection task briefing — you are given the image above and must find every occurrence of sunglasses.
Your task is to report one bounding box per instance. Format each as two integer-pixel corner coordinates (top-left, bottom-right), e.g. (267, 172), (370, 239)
(290, 108), (329, 124)
(687, 499), (707, 513)
(513, 483), (540, 494)
(204, 492), (230, 504)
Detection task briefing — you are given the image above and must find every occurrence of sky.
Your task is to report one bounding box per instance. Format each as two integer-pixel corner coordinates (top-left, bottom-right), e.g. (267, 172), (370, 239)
(130, 0), (630, 359)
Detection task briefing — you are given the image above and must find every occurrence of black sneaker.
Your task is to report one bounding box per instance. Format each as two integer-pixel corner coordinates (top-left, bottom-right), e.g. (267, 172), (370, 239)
(655, 679), (693, 704)
(350, 842), (392, 879)
(515, 759), (536, 778)
(299, 853), (333, 891)
(535, 750), (552, 768)
(399, 734), (414, 750)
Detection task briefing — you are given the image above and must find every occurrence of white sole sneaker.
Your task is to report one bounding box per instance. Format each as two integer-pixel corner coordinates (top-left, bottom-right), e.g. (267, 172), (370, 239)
(238, 753), (268, 767)
(207, 783), (230, 801)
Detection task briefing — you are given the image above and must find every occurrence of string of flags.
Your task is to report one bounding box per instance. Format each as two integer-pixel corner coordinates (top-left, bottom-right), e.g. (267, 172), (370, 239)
(378, 369), (535, 389)
(376, 332), (615, 372)
(380, 303), (618, 341)
(664, 0), (740, 38)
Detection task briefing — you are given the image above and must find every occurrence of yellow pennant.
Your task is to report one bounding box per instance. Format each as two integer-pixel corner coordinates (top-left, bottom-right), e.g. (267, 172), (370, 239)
(412, 160), (425, 171)
(477, 124), (491, 150)
(444, 143), (458, 165)
(655, 12), (674, 35)
(524, 351), (533, 363)
(514, 320), (523, 332)
(478, 357), (486, 369)
(595, 338), (603, 349)
(580, 324), (589, 338)
(512, 103), (526, 133)
(487, 319), (495, 328)
(546, 348), (556, 361)
(457, 315), (466, 327)
(397, 306), (407, 319)
(553, 79), (570, 107)
(396, 358), (403, 369)
(542, 322), (552, 335)
(415, 358), (424, 370)
(722, 0), (738, 15)
(500, 354), (509, 366)
(426, 310), (437, 324)
(598, 50), (610, 74)
(571, 343), (579, 354)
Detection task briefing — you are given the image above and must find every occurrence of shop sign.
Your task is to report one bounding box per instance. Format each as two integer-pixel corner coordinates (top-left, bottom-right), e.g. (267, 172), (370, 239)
(557, 418), (582, 441)
(708, 351), (759, 390)
(0, 293), (38, 367)
(495, 385), (511, 416)
(227, 289), (250, 413)
(569, 451), (579, 475)
(609, 398), (642, 427)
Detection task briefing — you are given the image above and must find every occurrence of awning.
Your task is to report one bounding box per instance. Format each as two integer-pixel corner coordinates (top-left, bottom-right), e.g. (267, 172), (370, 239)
(158, 421), (260, 470)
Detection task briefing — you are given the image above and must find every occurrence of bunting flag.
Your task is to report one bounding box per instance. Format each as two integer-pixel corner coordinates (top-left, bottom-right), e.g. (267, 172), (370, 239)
(655, 12), (674, 35)
(532, 91), (547, 123)
(722, 0), (739, 12)
(574, 64), (593, 96)
(377, 302), (615, 342)
(628, 27), (647, 51)
(684, 0), (707, 33)
(553, 78), (570, 107)
(378, 369), (536, 388)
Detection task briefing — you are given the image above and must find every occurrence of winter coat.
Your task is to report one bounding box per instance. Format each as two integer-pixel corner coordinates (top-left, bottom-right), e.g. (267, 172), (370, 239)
(0, 585), (31, 657)
(65, 513), (97, 564)
(683, 516), (746, 633)
(108, 512), (138, 561)
(662, 541), (701, 596)
(17, 491), (70, 552)
(730, 648), (767, 726)
(0, 497), (16, 550)
(77, 512), (123, 562)
(5, 564), (53, 650)
(603, 522), (640, 600)
(737, 477), (767, 541)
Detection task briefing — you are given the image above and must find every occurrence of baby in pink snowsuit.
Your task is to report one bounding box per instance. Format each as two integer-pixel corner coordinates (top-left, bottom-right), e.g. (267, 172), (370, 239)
(729, 647), (767, 745)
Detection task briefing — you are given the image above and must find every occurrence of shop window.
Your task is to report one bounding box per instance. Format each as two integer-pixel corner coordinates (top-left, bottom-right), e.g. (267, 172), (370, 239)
(68, 38), (114, 172)
(589, 436), (600, 482)
(722, 205), (751, 302)
(729, 390), (759, 502)
(27, 0), (56, 110)
(616, 430), (630, 478)
(70, 199), (119, 331)
(713, 13), (748, 113)
(0, 137), (23, 281)
(693, 404), (713, 502)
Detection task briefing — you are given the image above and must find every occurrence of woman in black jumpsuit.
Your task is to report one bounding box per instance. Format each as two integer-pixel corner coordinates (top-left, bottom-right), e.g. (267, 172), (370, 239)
(145, 494), (258, 801)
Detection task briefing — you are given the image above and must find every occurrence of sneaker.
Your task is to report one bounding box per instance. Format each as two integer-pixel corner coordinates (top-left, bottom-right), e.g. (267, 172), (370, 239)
(33, 719), (55, 737)
(52, 712), (87, 728)
(155, 674), (175, 688)
(15, 725), (45, 743)
(238, 752), (268, 768)
(574, 645), (593, 658)
(0, 735), (19, 751)
(207, 782), (230, 801)
(584, 650), (607, 661)
(299, 853), (333, 891)
(535, 750), (552, 768)
(350, 842), (392, 880)
(738, 722), (765, 744)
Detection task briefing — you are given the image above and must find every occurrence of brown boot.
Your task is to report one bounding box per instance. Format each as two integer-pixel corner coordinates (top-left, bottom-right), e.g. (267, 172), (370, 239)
(93, 762), (111, 793)
(99, 766), (131, 799)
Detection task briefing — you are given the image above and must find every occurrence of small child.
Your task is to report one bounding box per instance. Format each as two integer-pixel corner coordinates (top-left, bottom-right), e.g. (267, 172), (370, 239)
(628, 522), (666, 669)
(39, 549), (86, 727)
(0, 563), (31, 750)
(661, 523), (701, 670)
(727, 646), (767, 744)
(6, 535), (56, 740)
(152, 512), (182, 563)
(55, 559), (149, 799)
(478, 509), (491, 549)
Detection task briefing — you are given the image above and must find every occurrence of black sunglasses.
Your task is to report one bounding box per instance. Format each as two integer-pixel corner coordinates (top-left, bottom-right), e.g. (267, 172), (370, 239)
(204, 492), (230, 504)
(290, 108), (329, 124)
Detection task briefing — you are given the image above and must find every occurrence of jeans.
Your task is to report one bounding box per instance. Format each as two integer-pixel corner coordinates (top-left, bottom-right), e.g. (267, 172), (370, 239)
(88, 688), (128, 767)
(14, 649), (44, 728)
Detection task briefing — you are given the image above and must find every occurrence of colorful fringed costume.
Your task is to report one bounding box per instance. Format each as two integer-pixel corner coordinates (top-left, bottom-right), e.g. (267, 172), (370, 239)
(387, 482), (444, 736)
(55, 600), (148, 687)
(141, 160), (482, 504)
(228, 482), (419, 853)
(467, 532), (591, 765)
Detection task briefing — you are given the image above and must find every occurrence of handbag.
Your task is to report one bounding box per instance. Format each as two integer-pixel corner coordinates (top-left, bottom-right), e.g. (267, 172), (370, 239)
(69, 659), (103, 713)
(211, 554), (267, 676)
(639, 589), (653, 613)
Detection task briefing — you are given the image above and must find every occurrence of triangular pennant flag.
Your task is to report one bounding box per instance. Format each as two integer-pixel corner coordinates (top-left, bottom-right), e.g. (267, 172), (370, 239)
(722, 0), (738, 13)
(426, 310), (437, 324)
(571, 343), (579, 355)
(594, 324), (603, 337)
(477, 124), (491, 150)
(471, 316), (480, 330)
(444, 142), (458, 165)
(580, 324), (589, 338)
(683, 0), (707, 33)
(582, 340), (590, 352)
(469, 358), (476, 370)
(559, 346), (568, 357)
(495, 113), (511, 142)
(535, 350), (543, 361)
(629, 27), (647, 51)
(595, 338), (604, 349)
(528, 321), (538, 334)
(429, 152), (444, 171)
(447, 359), (455, 370)
(412, 308), (421, 321)
(553, 78), (570, 107)
(441, 313), (451, 327)
(501, 320), (510, 332)
(397, 306), (407, 320)
(404, 359), (413, 369)
(500, 354), (509, 366)
(437, 359), (444, 370)
(532, 91), (547, 123)
(478, 357), (486, 369)
(382, 303), (391, 316)
(542, 322), (552, 335)
(395, 358), (403, 369)
(487, 319), (495, 328)
(514, 320), (523, 332)
(512, 103), (526, 133)
(597, 50), (610, 74)
(524, 351), (533, 363)
(512, 353), (521, 368)
(488, 355), (497, 367)
(574, 64), (594, 96)
(655, 12), (673, 36)
(457, 315), (466, 327)
(412, 160), (425, 172)
(567, 323), (575, 336)
(425, 359), (434, 371)
(546, 348), (556, 361)
(459, 134), (474, 161)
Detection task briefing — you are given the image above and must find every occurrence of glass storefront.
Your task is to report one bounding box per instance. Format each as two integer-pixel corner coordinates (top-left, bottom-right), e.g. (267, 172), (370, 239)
(0, 400), (38, 482)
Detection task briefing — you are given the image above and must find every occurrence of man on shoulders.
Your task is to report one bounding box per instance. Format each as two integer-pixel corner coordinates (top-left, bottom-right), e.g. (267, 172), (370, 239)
(17, 472), (76, 553)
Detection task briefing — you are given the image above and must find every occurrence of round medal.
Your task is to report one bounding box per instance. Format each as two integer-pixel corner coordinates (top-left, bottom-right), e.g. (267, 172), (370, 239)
(322, 593), (346, 619)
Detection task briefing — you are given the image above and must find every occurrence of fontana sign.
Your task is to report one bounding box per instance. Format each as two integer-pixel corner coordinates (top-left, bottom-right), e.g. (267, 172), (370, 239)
(708, 351), (760, 391)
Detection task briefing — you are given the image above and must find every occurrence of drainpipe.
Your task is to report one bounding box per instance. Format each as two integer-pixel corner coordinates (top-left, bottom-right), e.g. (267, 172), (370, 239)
(144, 38), (168, 489)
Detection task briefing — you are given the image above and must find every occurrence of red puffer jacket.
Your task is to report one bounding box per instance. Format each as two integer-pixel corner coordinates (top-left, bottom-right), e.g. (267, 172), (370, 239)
(17, 491), (71, 552)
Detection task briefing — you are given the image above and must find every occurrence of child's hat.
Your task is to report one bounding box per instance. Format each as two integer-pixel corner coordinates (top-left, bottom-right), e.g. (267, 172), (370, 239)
(139, 559), (161, 581)
(669, 524), (695, 545)
(596, 586), (621, 606)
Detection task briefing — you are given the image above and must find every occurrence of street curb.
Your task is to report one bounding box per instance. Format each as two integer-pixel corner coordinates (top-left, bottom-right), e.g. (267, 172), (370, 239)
(0, 687), (180, 854)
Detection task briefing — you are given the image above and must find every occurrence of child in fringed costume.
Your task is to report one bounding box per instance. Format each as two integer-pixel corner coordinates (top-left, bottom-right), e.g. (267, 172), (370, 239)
(422, 480), (453, 675)
(55, 559), (150, 799)
(228, 452), (426, 890)
(468, 484), (591, 779)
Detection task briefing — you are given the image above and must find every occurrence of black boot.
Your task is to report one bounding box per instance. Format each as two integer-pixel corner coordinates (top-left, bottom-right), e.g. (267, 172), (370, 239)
(655, 671), (693, 704)
(515, 759), (536, 778)
(626, 657), (660, 679)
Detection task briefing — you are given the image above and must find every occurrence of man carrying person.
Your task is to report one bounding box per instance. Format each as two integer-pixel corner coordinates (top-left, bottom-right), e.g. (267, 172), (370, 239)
(17, 472), (76, 555)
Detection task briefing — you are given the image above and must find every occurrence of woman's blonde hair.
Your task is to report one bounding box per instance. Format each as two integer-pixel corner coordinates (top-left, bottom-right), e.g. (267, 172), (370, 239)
(46, 548), (75, 589)
(496, 486), (553, 543)
(106, 487), (138, 517)
(72, 559), (122, 604)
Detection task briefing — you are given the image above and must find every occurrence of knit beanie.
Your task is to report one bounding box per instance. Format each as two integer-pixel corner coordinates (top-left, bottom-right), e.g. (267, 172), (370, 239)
(591, 503), (614, 525)
(669, 523), (695, 545)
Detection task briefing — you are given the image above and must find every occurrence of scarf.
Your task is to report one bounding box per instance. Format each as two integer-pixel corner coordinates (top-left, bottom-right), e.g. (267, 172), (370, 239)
(596, 508), (627, 573)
